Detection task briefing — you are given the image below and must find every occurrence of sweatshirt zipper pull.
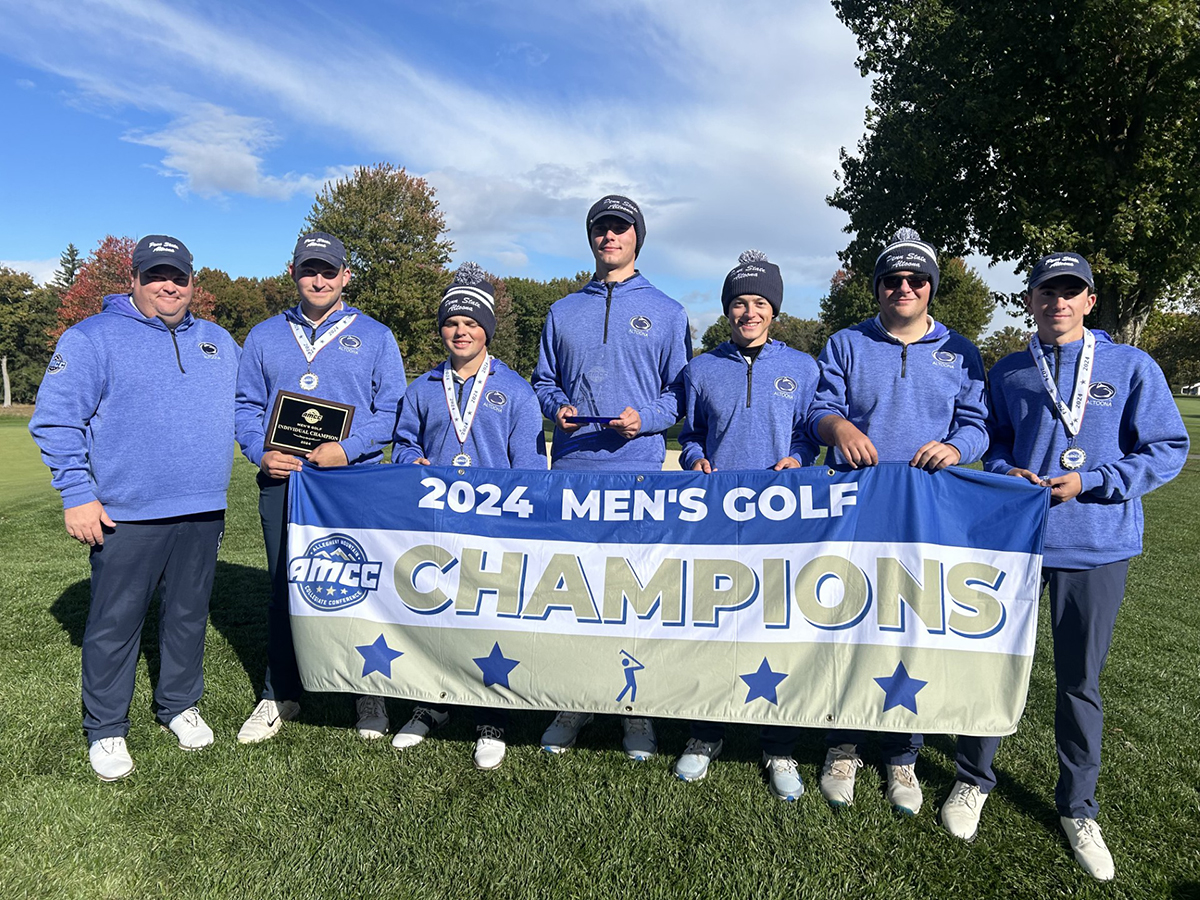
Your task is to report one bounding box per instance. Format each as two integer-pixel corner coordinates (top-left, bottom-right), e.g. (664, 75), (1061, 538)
(603, 282), (614, 344)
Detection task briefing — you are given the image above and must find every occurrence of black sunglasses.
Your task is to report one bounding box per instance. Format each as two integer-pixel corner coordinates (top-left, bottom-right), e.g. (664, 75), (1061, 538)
(882, 273), (931, 290)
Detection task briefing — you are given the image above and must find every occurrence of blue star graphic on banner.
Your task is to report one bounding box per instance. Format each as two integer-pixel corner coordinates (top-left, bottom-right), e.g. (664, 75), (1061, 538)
(356, 634), (404, 678)
(874, 661), (928, 714)
(473, 642), (520, 688)
(740, 657), (788, 705)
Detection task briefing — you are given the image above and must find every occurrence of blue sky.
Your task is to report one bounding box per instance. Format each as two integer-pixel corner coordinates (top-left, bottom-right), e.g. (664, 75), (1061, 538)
(0, 0), (1022, 334)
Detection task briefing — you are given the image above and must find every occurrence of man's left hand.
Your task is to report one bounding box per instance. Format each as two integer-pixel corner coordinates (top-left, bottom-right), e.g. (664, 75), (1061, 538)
(910, 440), (961, 472)
(308, 442), (349, 467)
(607, 407), (642, 439)
(1046, 472), (1083, 503)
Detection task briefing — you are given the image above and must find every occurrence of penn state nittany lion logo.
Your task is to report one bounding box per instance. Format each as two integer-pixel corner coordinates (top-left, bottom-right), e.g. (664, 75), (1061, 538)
(774, 375), (797, 395)
(46, 353), (67, 375)
(1089, 382), (1117, 400)
(287, 534), (382, 611)
(198, 341), (219, 358)
(339, 334), (361, 351)
(933, 350), (957, 365)
(629, 315), (652, 333)
(485, 390), (508, 408)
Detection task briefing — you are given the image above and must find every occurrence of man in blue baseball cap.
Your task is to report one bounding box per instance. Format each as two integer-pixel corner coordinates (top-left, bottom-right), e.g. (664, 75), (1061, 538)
(31, 234), (240, 780)
(940, 252), (1188, 881)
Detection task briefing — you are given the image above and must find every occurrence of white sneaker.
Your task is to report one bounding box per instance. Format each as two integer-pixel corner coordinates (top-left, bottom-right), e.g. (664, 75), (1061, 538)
(622, 717), (657, 761)
(674, 738), (723, 782)
(166, 707), (214, 750)
(391, 706), (449, 750)
(473, 725), (507, 771)
(540, 711), (594, 754)
(819, 744), (862, 807)
(1061, 816), (1115, 882)
(886, 763), (923, 815)
(237, 699), (300, 744)
(940, 781), (989, 841)
(354, 695), (389, 739)
(763, 754), (805, 801)
(89, 736), (134, 781)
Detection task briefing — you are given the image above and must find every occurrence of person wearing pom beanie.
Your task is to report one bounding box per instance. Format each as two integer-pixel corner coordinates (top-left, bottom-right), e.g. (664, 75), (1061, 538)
(390, 262), (546, 770)
(673, 250), (819, 800)
(806, 228), (988, 816)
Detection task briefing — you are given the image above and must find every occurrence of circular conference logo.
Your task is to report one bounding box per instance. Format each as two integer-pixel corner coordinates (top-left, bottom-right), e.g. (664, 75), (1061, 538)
(933, 350), (957, 364)
(1089, 382), (1117, 400)
(302, 408), (323, 425)
(198, 341), (219, 358)
(46, 353), (67, 375)
(774, 375), (798, 394)
(630, 315), (653, 333)
(485, 390), (508, 407)
(339, 334), (362, 351)
(288, 533), (382, 611)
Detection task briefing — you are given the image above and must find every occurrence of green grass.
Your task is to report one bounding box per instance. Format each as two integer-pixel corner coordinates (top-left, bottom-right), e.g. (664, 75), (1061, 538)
(1174, 395), (1200, 449)
(1, 412), (1197, 899)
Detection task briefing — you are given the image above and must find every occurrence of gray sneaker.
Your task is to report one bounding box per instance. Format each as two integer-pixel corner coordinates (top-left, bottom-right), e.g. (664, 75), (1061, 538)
(354, 695), (389, 739)
(674, 738), (723, 782)
(763, 754), (804, 801)
(89, 736), (134, 781)
(819, 743), (862, 807)
(540, 711), (594, 754)
(621, 717), (657, 761)
(886, 763), (923, 815)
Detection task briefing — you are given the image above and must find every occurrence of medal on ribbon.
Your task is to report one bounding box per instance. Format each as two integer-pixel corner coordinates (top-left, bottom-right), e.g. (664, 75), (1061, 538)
(1028, 330), (1094, 471)
(443, 354), (491, 467)
(290, 312), (357, 392)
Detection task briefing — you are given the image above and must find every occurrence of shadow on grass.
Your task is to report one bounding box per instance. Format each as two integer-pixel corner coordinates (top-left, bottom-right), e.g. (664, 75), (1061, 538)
(48, 561), (273, 705)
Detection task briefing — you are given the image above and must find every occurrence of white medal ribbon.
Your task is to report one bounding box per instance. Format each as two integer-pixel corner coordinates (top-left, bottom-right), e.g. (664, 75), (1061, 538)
(289, 313), (357, 365)
(443, 354), (491, 447)
(1028, 329), (1095, 438)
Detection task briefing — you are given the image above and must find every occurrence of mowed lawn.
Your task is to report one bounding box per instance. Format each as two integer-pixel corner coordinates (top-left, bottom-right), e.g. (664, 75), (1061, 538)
(0, 405), (1197, 900)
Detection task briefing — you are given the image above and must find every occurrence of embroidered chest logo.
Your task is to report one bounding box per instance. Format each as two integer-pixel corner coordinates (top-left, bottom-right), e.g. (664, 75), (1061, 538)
(484, 390), (508, 411)
(198, 341), (220, 358)
(629, 315), (653, 336)
(932, 350), (957, 368)
(1088, 382), (1116, 407)
(339, 334), (362, 353)
(774, 375), (798, 397)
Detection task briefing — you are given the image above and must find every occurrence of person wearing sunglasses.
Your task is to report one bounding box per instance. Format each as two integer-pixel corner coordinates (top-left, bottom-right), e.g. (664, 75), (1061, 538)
(806, 227), (989, 815)
(941, 253), (1187, 880)
(531, 194), (692, 761)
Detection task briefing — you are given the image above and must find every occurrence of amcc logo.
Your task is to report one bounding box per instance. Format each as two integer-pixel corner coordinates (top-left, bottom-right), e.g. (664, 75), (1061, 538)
(287, 533), (382, 611)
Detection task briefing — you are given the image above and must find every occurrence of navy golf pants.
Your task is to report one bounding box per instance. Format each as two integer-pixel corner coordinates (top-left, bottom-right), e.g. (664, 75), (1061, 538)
(955, 560), (1129, 818)
(257, 472), (302, 702)
(82, 512), (224, 742)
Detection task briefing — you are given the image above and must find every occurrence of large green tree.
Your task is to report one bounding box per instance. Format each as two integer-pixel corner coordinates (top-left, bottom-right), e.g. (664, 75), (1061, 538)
(194, 268), (271, 344)
(978, 325), (1031, 371)
(830, 0), (1200, 345)
(1140, 279), (1200, 386)
(0, 268), (59, 405)
(305, 163), (454, 373)
(501, 272), (592, 377)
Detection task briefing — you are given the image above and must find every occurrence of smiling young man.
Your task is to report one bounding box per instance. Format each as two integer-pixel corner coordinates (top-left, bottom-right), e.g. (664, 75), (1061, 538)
(531, 194), (691, 760)
(235, 232), (406, 744)
(391, 263), (546, 769)
(940, 253), (1187, 881)
(674, 250), (819, 798)
(31, 234), (239, 780)
(807, 228), (988, 815)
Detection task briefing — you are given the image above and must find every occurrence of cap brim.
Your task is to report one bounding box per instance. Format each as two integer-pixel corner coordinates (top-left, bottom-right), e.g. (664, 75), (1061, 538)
(1029, 272), (1093, 291)
(589, 211), (636, 226)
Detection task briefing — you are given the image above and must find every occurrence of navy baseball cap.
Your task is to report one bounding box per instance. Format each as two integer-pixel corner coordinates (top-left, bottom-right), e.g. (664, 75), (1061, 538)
(132, 235), (192, 276)
(293, 232), (347, 269)
(1028, 252), (1094, 291)
(586, 195), (646, 254)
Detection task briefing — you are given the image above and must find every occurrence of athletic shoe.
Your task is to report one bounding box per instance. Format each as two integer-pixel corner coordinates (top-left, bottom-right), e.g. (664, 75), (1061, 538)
(940, 781), (989, 841)
(166, 707), (214, 750)
(674, 738), (723, 782)
(354, 695), (389, 739)
(886, 763), (923, 815)
(1060, 816), (1115, 882)
(473, 725), (507, 771)
(540, 711), (594, 754)
(819, 743), (862, 807)
(391, 706), (450, 750)
(89, 736), (134, 781)
(237, 699), (300, 744)
(622, 717), (657, 761)
(763, 754), (805, 801)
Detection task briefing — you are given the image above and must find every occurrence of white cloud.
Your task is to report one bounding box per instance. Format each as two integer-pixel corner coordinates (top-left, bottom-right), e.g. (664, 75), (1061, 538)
(0, 258), (60, 285)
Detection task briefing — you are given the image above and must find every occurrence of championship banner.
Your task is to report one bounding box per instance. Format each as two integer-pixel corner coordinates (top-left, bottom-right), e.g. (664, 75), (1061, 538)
(287, 462), (1048, 736)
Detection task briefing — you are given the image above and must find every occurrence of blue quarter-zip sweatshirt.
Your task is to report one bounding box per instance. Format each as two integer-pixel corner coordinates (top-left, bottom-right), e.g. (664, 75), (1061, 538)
(235, 303), (407, 467)
(30, 294), (240, 519)
(808, 317), (988, 465)
(532, 273), (691, 470)
(985, 329), (1188, 568)
(393, 357), (547, 469)
(679, 340), (820, 470)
